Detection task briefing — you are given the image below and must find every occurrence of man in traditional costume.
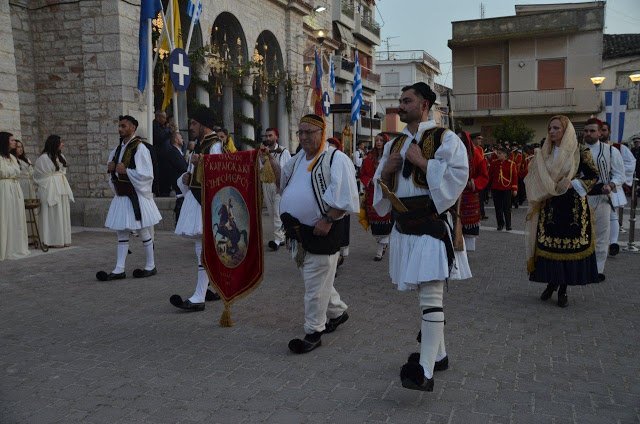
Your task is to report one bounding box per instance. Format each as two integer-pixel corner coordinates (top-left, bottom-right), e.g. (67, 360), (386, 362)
(96, 116), (162, 281)
(170, 107), (224, 311)
(583, 118), (625, 281)
(261, 127), (291, 251)
(600, 122), (636, 255)
(267, 114), (359, 354)
(373, 83), (471, 392)
(459, 131), (489, 251)
(489, 146), (518, 231)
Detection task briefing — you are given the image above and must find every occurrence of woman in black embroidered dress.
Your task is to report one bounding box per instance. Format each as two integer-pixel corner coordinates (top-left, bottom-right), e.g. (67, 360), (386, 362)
(524, 115), (600, 307)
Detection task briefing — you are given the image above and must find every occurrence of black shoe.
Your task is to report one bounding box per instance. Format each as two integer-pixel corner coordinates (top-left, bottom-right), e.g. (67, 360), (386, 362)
(506, 226), (512, 231)
(337, 255), (345, 268)
(540, 284), (556, 301)
(557, 291), (568, 308)
(598, 273), (606, 282)
(96, 271), (126, 281)
(407, 353), (449, 372)
(481, 216), (489, 220)
(497, 225), (504, 231)
(133, 268), (157, 278)
(169, 295), (205, 311)
(205, 289), (221, 301)
(400, 361), (434, 392)
(323, 312), (349, 334)
(609, 243), (620, 256)
(268, 241), (280, 251)
(288, 332), (322, 354)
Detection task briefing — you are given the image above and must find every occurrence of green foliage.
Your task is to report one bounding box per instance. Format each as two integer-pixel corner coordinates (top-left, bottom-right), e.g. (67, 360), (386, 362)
(491, 117), (536, 145)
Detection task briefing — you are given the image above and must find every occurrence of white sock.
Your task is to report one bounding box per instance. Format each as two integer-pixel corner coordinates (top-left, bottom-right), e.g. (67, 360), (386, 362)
(340, 246), (349, 257)
(189, 266), (209, 304)
(113, 230), (129, 274)
(419, 310), (445, 379)
(436, 339), (447, 362)
(139, 227), (155, 271)
(376, 243), (386, 257)
(610, 213), (619, 244)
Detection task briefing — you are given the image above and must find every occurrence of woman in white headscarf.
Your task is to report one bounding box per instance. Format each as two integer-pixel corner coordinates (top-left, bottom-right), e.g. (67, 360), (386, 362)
(525, 115), (600, 307)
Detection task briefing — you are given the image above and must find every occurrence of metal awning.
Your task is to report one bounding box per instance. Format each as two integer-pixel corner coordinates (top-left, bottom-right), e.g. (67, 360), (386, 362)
(334, 22), (355, 48)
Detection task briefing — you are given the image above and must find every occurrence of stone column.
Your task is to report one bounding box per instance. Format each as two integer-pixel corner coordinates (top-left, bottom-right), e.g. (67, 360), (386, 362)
(222, 78), (234, 132)
(195, 62), (210, 107)
(241, 75), (254, 141)
(277, 82), (290, 150)
(260, 86), (270, 136)
(0, 0), (22, 137)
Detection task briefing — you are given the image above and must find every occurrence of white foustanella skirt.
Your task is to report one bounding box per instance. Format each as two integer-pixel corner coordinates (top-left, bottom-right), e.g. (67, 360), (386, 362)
(105, 195), (162, 230)
(174, 190), (203, 238)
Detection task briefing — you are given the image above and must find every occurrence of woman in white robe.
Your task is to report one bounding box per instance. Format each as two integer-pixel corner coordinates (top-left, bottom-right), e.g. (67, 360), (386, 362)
(12, 140), (37, 200)
(0, 132), (29, 260)
(33, 135), (74, 248)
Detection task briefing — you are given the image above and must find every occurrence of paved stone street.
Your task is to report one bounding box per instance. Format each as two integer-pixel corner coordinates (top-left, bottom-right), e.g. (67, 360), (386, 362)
(1, 204), (639, 424)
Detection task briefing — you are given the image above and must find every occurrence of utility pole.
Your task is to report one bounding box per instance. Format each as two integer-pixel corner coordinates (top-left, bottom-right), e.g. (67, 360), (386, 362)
(480, 2), (485, 18)
(381, 36), (398, 60)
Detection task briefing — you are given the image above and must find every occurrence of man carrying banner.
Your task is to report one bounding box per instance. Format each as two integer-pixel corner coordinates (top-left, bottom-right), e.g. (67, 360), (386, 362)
(266, 114), (359, 354)
(261, 127), (291, 251)
(170, 107), (222, 311)
(97, 116), (162, 281)
(373, 83), (471, 392)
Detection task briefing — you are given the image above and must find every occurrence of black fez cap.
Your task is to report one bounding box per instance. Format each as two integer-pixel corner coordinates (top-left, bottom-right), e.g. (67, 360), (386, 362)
(119, 115), (138, 128)
(192, 106), (215, 130)
(402, 82), (437, 108)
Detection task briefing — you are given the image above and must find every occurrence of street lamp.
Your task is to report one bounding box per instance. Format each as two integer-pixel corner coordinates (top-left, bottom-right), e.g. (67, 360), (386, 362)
(314, 6), (327, 12)
(630, 71), (640, 84)
(590, 75), (606, 89)
(314, 29), (329, 45)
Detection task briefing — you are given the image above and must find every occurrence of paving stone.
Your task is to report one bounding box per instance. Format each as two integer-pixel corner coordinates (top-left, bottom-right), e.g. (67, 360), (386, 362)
(1, 208), (639, 422)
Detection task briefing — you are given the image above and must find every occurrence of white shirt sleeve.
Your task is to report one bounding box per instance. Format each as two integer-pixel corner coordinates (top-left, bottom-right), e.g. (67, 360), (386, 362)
(621, 145), (637, 186)
(127, 144), (154, 199)
(372, 141), (393, 217)
(107, 146), (118, 195)
(610, 146), (626, 188)
(571, 179), (587, 197)
(426, 131), (470, 213)
(322, 151), (360, 213)
(280, 148), (292, 168)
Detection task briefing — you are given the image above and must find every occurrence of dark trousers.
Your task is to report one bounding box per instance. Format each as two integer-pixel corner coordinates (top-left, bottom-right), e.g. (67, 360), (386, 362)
(479, 188), (487, 218)
(517, 179), (526, 204)
(492, 189), (512, 228)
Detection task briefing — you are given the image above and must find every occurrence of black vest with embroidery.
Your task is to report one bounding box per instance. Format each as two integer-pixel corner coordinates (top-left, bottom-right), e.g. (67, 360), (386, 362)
(388, 126), (449, 192)
(190, 132), (220, 203)
(111, 136), (144, 196)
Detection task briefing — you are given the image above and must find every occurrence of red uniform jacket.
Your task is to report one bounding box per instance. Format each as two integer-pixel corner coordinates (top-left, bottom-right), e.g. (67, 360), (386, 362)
(508, 151), (529, 179)
(470, 145), (489, 192)
(489, 159), (518, 191)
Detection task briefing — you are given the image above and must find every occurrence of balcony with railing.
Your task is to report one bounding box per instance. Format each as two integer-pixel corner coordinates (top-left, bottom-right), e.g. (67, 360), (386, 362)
(375, 50), (441, 74)
(335, 55), (354, 81)
(453, 89), (594, 115)
(354, 12), (381, 45)
(361, 66), (381, 91)
(332, 0), (355, 28)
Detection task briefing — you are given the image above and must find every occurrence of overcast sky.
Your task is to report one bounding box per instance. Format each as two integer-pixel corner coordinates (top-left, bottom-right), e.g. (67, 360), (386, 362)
(376, 0), (640, 86)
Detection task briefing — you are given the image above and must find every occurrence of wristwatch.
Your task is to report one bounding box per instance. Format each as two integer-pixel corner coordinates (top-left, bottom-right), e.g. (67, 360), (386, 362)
(323, 214), (335, 224)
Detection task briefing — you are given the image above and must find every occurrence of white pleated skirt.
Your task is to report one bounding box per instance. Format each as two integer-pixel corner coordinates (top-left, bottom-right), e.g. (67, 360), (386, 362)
(105, 195), (161, 230)
(388, 223), (472, 291)
(174, 190), (202, 238)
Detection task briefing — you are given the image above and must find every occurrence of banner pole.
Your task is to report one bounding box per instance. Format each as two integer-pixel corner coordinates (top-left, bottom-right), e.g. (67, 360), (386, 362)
(147, 18), (153, 143)
(185, 0), (199, 53)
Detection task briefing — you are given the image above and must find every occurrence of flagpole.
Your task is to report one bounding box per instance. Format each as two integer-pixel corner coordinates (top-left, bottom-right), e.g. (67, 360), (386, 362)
(185, 0), (199, 53)
(166, 0), (178, 125)
(147, 18), (153, 143)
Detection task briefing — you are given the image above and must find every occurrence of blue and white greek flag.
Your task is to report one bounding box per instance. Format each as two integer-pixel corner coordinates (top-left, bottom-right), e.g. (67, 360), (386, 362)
(187, 0), (202, 24)
(330, 55), (336, 93)
(605, 90), (628, 142)
(350, 55), (362, 124)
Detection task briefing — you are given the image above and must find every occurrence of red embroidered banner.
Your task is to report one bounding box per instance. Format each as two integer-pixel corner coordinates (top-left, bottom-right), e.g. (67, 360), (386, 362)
(202, 150), (263, 326)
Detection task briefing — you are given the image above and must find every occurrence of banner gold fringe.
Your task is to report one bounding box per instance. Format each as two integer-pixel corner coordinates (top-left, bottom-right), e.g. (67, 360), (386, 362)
(260, 153), (276, 183)
(219, 304), (234, 327)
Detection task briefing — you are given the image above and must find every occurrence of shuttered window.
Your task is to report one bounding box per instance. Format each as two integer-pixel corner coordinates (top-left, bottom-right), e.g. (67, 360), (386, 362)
(477, 65), (502, 109)
(538, 59), (565, 90)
